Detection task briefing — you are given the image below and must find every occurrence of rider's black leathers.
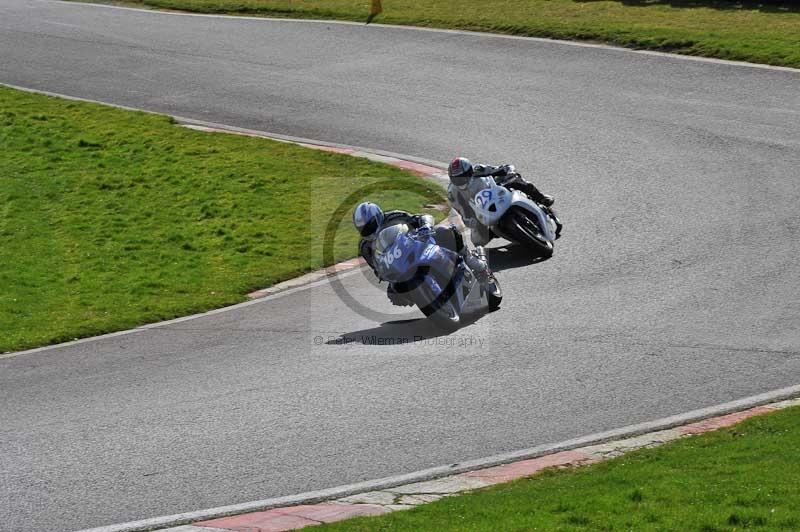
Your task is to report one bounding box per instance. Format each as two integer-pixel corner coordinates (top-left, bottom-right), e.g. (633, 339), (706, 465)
(473, 164), (552, 205)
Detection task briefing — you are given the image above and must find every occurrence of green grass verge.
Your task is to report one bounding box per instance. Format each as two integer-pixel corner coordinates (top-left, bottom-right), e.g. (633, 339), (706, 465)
(324, 406), (800, 531)
(100, 0), (798, 68)
(0, 86), (444, 352)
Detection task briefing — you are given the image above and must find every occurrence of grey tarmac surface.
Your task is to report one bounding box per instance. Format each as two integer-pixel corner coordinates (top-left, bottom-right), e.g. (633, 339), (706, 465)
(1, 1), (799, 531)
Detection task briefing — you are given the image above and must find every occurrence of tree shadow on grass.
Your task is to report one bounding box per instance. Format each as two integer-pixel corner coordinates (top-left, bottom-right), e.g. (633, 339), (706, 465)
(573, 0), (800, 14)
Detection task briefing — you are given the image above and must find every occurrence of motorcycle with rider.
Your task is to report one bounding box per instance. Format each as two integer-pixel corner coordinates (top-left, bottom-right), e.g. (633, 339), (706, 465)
(353, 202), (502, 330)
(447, 157), (562, 256)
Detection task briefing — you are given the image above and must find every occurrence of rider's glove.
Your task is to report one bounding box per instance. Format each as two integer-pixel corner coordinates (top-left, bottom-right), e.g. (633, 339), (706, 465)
(413, 214), (435, 234)
(416, 225), (435, 239)
(418, 214), (435, 227)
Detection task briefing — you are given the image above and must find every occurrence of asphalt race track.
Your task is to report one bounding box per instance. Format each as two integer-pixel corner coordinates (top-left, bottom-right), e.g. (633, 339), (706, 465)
(1, 1), (799, 530)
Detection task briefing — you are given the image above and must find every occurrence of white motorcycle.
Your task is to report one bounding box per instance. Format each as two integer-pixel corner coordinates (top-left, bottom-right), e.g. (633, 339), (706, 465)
(471, 176), (559, 257)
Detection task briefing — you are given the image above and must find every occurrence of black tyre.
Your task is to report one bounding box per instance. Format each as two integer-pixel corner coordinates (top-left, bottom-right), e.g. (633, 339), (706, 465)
(485, 277), (503, 311)
(415, 285), (461, 332)
(424, 300), (462, 332)
(505, 206), (554, 258)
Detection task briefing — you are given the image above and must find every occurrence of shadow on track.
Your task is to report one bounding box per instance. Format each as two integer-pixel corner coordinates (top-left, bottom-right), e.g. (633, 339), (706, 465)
(486, 243), (551, 272)
(326, 243), (548, 346)
(326, 313), (486, 345)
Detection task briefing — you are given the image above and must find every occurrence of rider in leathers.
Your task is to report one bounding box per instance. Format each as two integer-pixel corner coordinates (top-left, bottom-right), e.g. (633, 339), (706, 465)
(353, 202), (498, 306)
(447, 157), (562, 246)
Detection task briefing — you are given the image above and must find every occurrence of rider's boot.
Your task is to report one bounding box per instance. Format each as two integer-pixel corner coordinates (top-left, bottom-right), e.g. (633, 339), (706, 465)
(529, 185), (555, 207)
(538, 193), (555, 207)
(545, 207), (563, 239)
(517, 181), (555, 207)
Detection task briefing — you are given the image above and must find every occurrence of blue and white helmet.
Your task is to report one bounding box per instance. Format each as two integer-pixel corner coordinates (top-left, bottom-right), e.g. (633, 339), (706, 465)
(353, 202), (384, 238)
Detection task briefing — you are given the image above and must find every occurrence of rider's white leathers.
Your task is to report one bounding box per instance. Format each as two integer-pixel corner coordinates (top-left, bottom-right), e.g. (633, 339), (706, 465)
(448, 180), (494, 246)
(448, 164), (516, 246)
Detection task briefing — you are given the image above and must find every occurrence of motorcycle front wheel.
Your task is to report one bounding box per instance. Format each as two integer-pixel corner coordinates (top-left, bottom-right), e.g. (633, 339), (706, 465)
(415, 285), (461, 332)
(424, 300), (461, 332)
(505, 206), (554, 258)
(485, 277), (502, 311)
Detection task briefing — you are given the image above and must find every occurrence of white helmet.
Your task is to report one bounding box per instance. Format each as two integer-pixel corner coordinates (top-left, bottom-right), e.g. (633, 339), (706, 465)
(448, 157), (474, 189)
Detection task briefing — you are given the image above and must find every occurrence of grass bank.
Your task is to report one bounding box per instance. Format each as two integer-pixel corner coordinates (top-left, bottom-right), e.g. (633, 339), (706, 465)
(105, 0), (798, 68)
(325, 405), (800, 531)
(0, 86), (443, 352)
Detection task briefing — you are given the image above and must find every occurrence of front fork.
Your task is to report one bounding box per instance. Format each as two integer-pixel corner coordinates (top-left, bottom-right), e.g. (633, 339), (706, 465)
(463, 245), (489, 274)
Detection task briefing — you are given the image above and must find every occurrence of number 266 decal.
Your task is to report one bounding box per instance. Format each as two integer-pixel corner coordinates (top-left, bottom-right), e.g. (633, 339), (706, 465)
(381, 246), (403, 267)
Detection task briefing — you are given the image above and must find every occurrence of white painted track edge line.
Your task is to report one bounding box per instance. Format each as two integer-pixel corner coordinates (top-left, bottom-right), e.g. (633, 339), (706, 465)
(76, 383), (800, 532)
(0, 83), (449, 171)
(0, 267), (365, 360)
(0, 82), (447, 360)
(7, 15), (798, 532)
(50, 0), (800, 73)
(176, 117), (449, 172)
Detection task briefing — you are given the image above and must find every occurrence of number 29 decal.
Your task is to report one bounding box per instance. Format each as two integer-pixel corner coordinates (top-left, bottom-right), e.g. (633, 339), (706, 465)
(475, 189), (494, 209)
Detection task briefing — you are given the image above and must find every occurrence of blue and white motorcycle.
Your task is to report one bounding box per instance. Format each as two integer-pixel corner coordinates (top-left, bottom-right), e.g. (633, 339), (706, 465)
(373, 224), (502, 331)
(471, 176), (559, 257)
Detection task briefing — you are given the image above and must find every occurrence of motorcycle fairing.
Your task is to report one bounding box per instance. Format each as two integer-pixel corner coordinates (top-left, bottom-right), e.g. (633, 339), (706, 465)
(470, 177), (556, 243)
(472, 183), (512, 227)
(375, 231), (459, 300)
